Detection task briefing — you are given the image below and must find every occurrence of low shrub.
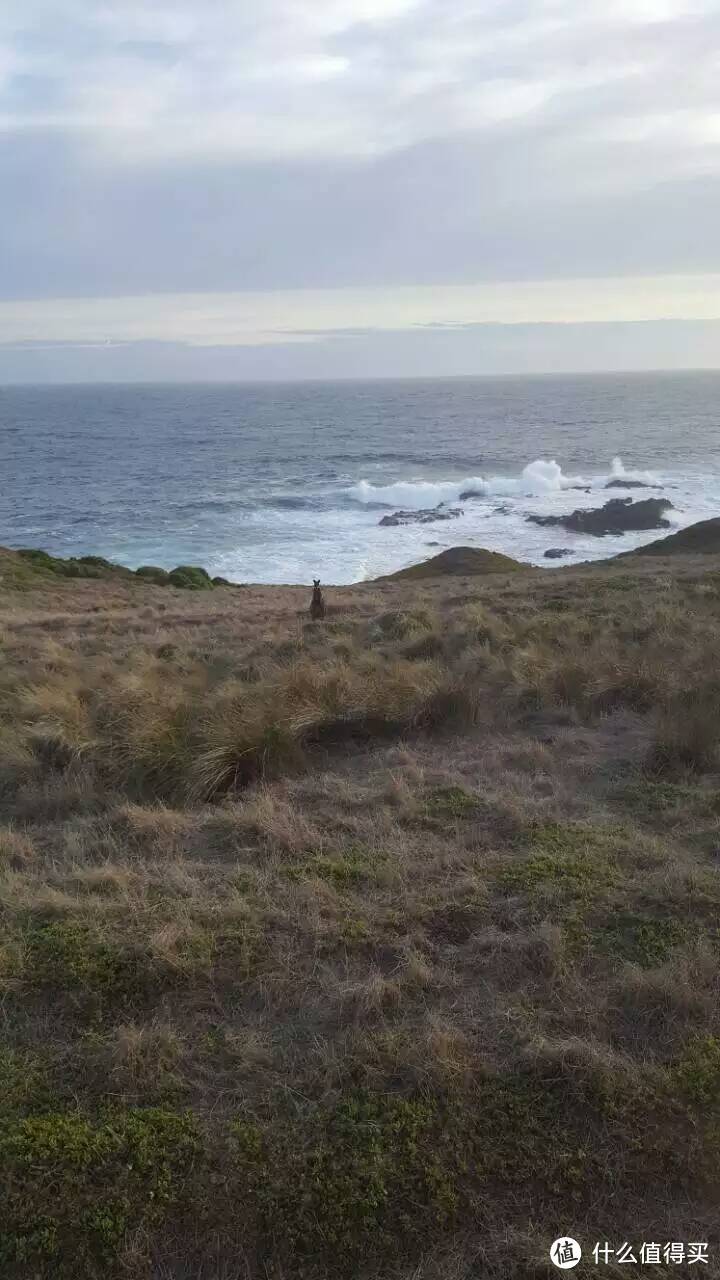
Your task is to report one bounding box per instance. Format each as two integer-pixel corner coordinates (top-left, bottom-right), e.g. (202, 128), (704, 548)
(168, 565), (214, 591)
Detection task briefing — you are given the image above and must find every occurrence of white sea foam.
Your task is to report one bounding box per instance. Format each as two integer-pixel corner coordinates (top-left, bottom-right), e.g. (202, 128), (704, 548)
(346, 459), (591, 509)
(198, 453), (718, 585)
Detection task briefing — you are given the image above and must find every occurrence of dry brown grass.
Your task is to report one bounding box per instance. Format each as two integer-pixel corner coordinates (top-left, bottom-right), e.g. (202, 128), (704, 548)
(2, 556), (720, 1277)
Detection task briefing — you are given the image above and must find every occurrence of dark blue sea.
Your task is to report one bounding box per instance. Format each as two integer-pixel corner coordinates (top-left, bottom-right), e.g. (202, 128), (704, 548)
(1, 373), (719, 583)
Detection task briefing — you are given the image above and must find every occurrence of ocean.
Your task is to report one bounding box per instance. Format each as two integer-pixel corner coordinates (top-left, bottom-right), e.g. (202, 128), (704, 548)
(1, 372), (719, 584)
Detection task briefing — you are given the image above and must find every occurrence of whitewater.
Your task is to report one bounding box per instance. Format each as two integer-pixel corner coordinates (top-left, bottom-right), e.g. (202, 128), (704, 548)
(246, 454), (716, 583)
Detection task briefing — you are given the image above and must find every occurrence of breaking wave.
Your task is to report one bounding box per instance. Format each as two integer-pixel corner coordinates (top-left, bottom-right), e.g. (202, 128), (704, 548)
(608, 456), (661, 485)
(346, 459), (594, 509)
(346, 457), (666, 510)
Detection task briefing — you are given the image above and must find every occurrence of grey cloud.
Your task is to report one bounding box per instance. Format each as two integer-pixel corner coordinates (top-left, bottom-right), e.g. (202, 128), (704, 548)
(2, 125), (720, 304)
(0, 0), (719, 378)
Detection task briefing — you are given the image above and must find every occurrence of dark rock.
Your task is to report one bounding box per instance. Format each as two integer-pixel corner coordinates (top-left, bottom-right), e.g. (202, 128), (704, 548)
(459, 489), (484, 501)
(492, 503), (512, 515)
(605, 478), (657, 489)
(543, 548), (574, 559)
(379, 506), (464, 527)
(526, 497), (672, 537)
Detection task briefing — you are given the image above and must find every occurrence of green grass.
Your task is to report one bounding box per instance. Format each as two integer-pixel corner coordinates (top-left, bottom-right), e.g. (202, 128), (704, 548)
(2, 1062), (709, 1278)
(501, 822), (618, 897)
(287, 846), (389, 887)
(592, 913), (692, 967)
(425, 784), (481, 818)
(0, 1108), (199, 1275)
(21, 920), (174, 1011)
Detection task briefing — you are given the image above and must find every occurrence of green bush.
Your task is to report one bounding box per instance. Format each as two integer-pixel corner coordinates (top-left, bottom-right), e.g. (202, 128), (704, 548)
(167, 565), (214, 591)
(135, 565), (170, 585)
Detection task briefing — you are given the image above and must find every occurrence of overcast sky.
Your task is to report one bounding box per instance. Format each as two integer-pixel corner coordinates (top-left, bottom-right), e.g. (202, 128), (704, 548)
(1, 0), (719, 381)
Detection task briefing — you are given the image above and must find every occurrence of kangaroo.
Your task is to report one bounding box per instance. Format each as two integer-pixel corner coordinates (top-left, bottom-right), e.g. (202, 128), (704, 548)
(309, 578), (325, 621)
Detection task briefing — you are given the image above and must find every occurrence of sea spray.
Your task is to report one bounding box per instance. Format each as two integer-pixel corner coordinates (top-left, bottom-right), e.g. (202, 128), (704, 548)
(346, 459), (589, 508)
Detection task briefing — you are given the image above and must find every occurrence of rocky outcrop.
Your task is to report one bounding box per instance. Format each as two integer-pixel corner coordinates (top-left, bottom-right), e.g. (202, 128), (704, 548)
(527, 497), (672, 537)
(379, 505), (463, 527)
(605, 478), (658, 490)
(543, 548), (574, 559)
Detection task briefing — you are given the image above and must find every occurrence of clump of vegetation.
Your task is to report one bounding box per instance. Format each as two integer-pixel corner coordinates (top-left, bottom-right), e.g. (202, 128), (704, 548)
(0, 1108), (199, 1273)
(22, 920), (172, 1010)
(167, 564), (214, 591)
(671, 1035), (720, 1106)
(501, 822), (617, 898)
(425, 784), (480, 818)
(289, 845), (388, 887)
(593, 912), (691, 967)
(135, 565), (170, 585)
(647, 684), (720, 774)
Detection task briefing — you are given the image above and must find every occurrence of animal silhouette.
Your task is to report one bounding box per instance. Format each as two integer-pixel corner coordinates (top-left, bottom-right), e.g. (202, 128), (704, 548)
(309, 578), (325, 620)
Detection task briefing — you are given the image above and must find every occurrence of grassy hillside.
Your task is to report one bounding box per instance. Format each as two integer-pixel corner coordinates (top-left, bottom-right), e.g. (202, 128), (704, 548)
(616, 515), (720, 558)
(2, 551), (720, 1277)
(377, 545), (527, 578)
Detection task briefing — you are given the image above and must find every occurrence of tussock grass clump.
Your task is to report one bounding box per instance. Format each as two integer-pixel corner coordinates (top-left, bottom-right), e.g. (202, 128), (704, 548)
(647, 684), (720, 775)
(191, 656), (461, 799)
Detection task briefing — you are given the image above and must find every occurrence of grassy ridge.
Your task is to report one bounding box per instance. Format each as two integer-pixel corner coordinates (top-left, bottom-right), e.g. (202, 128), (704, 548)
(2, 557), (720, 1276)
(0, 546), (231, 590)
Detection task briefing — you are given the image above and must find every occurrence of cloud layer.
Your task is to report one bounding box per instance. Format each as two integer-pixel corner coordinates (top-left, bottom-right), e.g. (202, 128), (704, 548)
(3, 0), (719, 165)
(1, 0), (719, 374)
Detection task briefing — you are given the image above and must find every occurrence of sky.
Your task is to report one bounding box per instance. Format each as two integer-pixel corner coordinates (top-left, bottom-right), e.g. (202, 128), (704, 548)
(1, 0), (719, 381)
